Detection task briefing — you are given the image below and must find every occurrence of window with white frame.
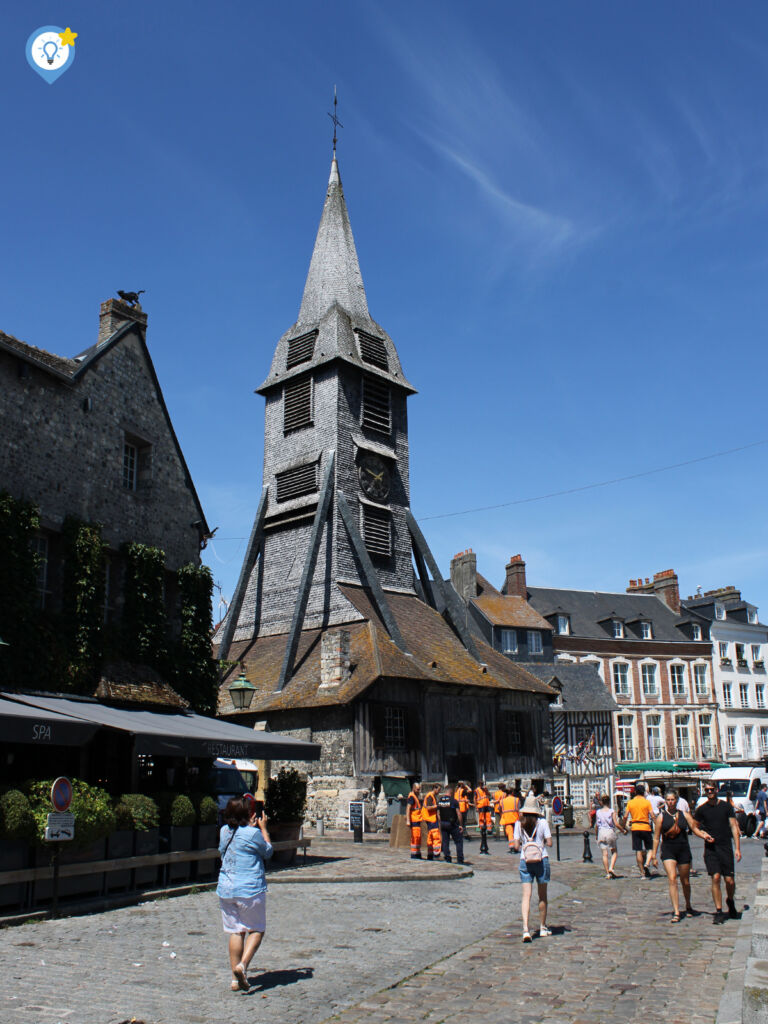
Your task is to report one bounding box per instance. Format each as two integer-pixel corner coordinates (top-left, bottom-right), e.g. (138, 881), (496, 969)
(641, 621), (653, 640)
(694, 664), (708, 696)
(715, 603), (725, 620)
(642, 663), (658, 696)
(744, 725), (755, 756)
(123, 441), (137, 490)
(613, 619), (624, 639)
(736, 643), (746, 663)
(527, 630), (543, 655)
(569, 780), (586, 807)
(556, 614), (570, 635)
(617, 715), (634, 760)
(699, 716), (713, 757)
(752, 644), (761, 661)
(553, 780), (567, 800)
(740, 682), (750, 708)
(670, 663), (687, 697)
(719, 642), (729, 659)
(760, 726), (768, 755)
(692, 624), (702, 641)
(756, 683), (766, 709)
(500, 629), (517, 655)
(726, 726), (738, 754)
(675, 715), (691, 758)
(723, 682), (733, 708)
(612, 662), (630, 696)
(587, 780), (602, 804)
(646, 715), (663, 759)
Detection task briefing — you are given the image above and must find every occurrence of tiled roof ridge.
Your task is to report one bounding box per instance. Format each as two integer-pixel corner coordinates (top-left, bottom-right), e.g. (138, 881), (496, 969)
(0, 328), (77, 375)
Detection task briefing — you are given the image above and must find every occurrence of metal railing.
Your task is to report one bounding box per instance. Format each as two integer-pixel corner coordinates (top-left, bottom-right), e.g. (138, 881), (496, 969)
(618, 745), (635, 761)
(674, 745), (692, 759)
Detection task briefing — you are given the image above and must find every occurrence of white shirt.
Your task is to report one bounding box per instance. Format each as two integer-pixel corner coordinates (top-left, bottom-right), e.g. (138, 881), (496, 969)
(513, 818), (552, 860)
(676, 796), (690, 814)
(649, 795), (664, 816)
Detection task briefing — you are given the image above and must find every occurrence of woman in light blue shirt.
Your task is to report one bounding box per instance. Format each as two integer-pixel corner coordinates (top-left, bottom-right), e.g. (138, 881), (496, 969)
(216, 796), (273, 991)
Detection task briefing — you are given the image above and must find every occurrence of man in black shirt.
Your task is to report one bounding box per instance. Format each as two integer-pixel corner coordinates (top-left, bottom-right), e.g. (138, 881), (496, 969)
(438, 784), (464, 864)
(694, 783), (742, 923)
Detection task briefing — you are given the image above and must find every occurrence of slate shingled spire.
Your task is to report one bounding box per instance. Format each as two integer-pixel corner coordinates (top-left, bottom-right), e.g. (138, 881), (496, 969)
(297, 156), (370, 326)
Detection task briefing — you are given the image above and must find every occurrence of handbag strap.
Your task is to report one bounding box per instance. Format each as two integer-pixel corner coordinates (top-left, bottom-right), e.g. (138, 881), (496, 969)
(220, 826), (238, 859)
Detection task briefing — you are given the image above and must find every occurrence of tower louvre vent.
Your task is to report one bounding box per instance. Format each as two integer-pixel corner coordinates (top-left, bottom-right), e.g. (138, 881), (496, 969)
(286, 330), (317, 369)
(284, 375), (313, 434)
(362, 503), (392, 558)
(276, 462), (318, 503)
(362, 375), (391, 435)
(357, 330), (389, 370)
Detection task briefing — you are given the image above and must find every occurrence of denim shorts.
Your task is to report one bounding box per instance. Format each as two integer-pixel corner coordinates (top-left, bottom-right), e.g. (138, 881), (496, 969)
(519, 857), (551, 884)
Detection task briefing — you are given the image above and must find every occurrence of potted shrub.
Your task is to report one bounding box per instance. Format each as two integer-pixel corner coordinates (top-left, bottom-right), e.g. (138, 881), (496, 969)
(264, 767), (307, 865)
(120, 793), (160, 888)
(0, 789), (35, 909)
(106, 802), (135, 892)
(27, 778), (115, 902)
(161, 794), (196, 883)
(195, 795), (219, 880)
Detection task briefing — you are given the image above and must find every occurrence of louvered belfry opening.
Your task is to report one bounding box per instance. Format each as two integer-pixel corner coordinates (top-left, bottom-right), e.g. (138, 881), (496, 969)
(276, 461), (318, 503)
(362, 503), (392, 558)
(283, 375), (312, 433)
(286, 330), (317, 369)
(361, 374), (391, 434)
(357, 330), (389, 370)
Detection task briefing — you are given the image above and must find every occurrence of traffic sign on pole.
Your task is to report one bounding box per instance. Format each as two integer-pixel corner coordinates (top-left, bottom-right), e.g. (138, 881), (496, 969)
(45, 811), (75, 841)
(551, 795), (563, 816)
(50, 777), (72, 812)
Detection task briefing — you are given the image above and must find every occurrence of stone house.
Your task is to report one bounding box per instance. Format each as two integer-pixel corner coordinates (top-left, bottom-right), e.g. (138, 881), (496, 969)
(215, 152), (555, 829)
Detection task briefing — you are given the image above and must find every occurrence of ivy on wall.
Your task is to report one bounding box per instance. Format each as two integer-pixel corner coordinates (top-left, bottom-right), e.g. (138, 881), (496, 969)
(60, 516), (106, 691)
(170, 562), (218, 715)
(120, 541), (168, 667)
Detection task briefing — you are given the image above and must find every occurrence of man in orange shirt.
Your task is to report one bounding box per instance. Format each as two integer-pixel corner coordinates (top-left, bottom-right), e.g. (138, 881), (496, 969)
(492, 783), (506, 837)
(622, 781), (655, 878)
(500, 786), (521, 853)
(474, 782), (492, 855)
(406, 782), (423, 860)
(455, 782), (473, 841)
(422, 783), (443, 860)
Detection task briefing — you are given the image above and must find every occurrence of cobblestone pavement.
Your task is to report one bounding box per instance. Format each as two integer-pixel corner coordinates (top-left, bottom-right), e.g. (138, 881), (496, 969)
(0, 835), (762, 1024)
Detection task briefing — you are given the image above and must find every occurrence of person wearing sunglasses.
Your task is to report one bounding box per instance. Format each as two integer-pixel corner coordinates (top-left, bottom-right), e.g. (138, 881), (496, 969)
(694, 784), (742, 924)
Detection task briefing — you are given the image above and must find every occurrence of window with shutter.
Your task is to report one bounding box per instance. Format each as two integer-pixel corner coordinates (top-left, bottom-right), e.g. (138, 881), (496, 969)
(286, 330), (317, 369)
(362, 375), (391, 434)
(362, 503), (391, 557)
(357, 330), (389, 370)
(283, 375), (312, 433)
(275, 462), (318, 503)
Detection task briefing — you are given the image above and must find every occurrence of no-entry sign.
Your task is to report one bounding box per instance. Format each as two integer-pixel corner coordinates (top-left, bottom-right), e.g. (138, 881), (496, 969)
(551, 795), (564, 816)
(50, 776), (72, 812)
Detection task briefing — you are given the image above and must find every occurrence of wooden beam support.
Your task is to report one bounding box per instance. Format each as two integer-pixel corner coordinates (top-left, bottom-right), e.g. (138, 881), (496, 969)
(276, 452), (336, 691)
(337, 492), (408, 654)
(217, 486), (269, 663)
(406, 510), (481, 661)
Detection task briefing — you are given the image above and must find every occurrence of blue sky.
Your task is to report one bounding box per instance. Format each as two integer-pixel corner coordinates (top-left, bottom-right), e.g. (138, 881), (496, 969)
(3, 2), (768, 622)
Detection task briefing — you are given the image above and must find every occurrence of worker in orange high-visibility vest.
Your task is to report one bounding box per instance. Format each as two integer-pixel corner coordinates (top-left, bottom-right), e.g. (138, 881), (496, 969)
(500, 787), (521, 853)
(422, 783), (443, 860)
(406, 782), (423, 859)
(474, 783), (492, 855)
(455, 782), (473, 840)
(492, 784), (506, 838)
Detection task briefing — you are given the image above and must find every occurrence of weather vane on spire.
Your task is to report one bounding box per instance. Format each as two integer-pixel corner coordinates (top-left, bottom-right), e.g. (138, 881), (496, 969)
(327, 86), (343, 156)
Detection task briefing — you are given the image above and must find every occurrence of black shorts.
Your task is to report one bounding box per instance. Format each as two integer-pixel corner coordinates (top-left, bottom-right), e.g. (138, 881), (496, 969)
(631, 831), (653, 852)
(703, 843), (735, 878)
(660, 842), (692, 865)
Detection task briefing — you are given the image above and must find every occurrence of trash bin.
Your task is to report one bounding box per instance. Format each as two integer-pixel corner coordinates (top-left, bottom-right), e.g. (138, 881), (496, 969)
(563, 800), (575, 829)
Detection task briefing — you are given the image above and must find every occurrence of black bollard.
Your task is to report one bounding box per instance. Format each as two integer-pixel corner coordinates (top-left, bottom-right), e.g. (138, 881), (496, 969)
(582, 830), (593, 863)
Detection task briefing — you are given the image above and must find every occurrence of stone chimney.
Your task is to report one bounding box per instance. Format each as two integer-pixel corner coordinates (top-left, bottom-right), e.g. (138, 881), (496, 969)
(627, 569), (680, 614)
(98, 297), (148, 346)
(450, 549), (477, 603)
(505, 554), (527, 597)
(319, 629), (351, 688)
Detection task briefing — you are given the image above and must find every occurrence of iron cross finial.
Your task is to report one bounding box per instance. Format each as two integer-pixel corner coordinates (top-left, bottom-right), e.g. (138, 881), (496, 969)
(327, 85), (343, 156)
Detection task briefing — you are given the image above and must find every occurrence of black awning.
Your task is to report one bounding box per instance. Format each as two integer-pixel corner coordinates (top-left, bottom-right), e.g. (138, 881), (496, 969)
(0, 696), (99, 747)
(1, 693), (321, 761)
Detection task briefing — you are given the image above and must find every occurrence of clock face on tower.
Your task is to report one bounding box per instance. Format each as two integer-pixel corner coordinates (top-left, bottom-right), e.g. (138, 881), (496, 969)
(358, 453), (390, 502)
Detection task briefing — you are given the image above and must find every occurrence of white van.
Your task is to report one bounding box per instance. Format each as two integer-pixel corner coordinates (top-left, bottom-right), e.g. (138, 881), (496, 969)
(696, 766), (768, 836)
(211, 758), (259, 815)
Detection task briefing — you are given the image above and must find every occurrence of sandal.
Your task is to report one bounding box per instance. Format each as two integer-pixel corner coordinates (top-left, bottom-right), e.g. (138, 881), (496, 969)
(233, 963), (249, 991)
(670, 914), (681, 924)
(230, 979), (240, 992)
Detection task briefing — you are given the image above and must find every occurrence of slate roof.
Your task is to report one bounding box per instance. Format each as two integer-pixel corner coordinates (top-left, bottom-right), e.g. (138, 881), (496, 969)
(682, 595), (765, 628)
(217, 584), (554, 716)
(522, 662), (618, 713)
(257, 157), (415, 396)
(526, 586), (691, 642)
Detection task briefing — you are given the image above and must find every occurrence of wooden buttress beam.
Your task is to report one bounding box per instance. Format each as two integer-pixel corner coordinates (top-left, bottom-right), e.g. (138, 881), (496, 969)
(217, 486), (269, 663)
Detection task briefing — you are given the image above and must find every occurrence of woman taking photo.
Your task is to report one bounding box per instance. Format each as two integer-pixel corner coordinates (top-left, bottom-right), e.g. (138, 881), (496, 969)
(216, 795), (273, 991)
(650, 789), (713, 923)
(594, 794), (627, 878)
(512, 793), (553, 943)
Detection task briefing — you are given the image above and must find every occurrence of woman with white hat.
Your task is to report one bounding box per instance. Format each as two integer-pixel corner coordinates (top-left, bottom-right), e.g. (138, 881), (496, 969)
(512, 793), (553, 942)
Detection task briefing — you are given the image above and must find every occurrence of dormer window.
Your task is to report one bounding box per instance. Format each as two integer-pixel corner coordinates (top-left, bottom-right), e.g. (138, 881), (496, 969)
(715, 603), (725, 620)
(613, 620), (624, 639)
(527, 630), (543, 655)
(692, 624), (702, 641)
(641, 621), (653, 640)
(556, 614), (570, 636)
(748, 609), (758, 624)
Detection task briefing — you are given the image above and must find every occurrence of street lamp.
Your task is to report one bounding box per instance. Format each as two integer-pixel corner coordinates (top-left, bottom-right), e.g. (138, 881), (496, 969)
(228, 665), (256, 711)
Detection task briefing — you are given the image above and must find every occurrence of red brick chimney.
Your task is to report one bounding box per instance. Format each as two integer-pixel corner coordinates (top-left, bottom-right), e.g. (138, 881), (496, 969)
(627, 569), (680, 614)
(450, 549), (477, 603)
(505, 554), (527, 597)
(98, 297), (148, 346)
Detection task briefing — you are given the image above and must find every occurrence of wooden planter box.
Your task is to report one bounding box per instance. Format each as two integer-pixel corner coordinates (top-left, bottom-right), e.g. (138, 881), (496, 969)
(162, 826), (194, 883)
(106, 830), (134, 892)
(268, 822), (302, 865)
(134, 829), (160, 888)
(195, 824), (219, 880)
(34, 840), (107, 902)
(0, 839), (31, 909)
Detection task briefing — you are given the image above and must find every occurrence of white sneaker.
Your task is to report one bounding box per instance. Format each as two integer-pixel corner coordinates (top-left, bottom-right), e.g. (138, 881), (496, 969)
(522, 931), (532, 943)
(539, 926), (552, 937)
